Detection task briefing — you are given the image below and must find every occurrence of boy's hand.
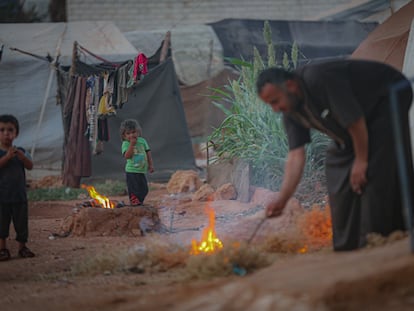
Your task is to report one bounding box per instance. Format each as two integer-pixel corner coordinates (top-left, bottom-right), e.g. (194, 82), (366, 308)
(6, 146), (17, 159)
(148, 166), (154, 173)
(15, 148), (26, 161)
(129, 137), (137, 145)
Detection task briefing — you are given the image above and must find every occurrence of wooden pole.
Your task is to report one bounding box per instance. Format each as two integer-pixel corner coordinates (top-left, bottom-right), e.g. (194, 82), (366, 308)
(70, 41), (78, 76)
(160, 31), (171, 63)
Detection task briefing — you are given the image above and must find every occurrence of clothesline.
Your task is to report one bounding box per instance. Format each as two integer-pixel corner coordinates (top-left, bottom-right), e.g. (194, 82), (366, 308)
(77, 43), (120, 68)
(8, 46), (53, 63)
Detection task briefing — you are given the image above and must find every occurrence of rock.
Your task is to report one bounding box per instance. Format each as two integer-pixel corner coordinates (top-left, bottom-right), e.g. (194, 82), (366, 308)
(250, 187), (302, 216)
(193, 184), (215, 201)
(214, 183), (237, 200)
(250, 187), (278, 206)
(166, 170), (203, 194)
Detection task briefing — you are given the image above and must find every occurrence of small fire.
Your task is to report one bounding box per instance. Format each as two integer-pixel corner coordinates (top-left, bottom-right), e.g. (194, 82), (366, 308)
(299, 203), (333, 251)
(191, 205), (223, 255)
(298, 245), (308, 254)
(81, 184), (114, 209)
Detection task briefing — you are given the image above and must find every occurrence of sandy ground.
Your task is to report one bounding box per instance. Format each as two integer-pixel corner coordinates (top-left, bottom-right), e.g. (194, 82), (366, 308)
(1, 185), (414, 311)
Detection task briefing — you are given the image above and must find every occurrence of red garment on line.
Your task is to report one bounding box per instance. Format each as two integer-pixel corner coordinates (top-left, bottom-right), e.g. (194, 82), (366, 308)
(133, 53), (148, 80)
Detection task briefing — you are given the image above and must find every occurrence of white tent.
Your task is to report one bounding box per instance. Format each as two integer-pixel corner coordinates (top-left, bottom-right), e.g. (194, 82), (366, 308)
(0, 21), (138, 175)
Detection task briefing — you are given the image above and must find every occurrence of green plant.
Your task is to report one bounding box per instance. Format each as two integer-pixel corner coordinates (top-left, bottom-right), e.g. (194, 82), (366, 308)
(208, 21), (329, 191)
(28, 180), (127, 201)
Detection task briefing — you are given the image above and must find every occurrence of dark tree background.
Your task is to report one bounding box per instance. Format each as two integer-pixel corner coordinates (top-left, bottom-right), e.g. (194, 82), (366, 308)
(49, 0), (66, 22)
(0, 0), (66, 22)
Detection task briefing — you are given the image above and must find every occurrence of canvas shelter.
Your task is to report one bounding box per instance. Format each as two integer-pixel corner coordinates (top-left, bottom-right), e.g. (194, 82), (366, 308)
(124, 25), (237, 139)
(0, 21), (138, 176)
(350, 1), (414, 154)
(124, 19), (378, 139)
(351, 0), (414, 71)
(0, 21), (196, 183)
(58, 56), (197, 184)
(208, 18), (378, 65)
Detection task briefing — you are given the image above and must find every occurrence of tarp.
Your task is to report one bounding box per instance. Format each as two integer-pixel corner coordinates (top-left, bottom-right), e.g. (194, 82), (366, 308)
(350, 2), (414, 166)
(0, 21), (138, 173)
(209, 19), (378, 64)
(180, 67), (238, 137)
(81, 58), (197, 182)
(351, 0), (414, 70)
(124, 25), (224, 87)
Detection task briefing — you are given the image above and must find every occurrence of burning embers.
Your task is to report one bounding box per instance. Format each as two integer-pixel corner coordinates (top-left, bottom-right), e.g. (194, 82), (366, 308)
(191, 205), (223, 255)
(80, 184), (122, 209)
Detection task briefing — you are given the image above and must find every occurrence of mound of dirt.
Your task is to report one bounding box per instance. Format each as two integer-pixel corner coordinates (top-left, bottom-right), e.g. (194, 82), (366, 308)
(59, 205), (160, 237)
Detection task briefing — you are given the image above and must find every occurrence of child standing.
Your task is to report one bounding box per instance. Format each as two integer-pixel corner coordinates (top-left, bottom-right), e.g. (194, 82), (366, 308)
(0, 114), (35, 261)
(120, 119), (154, 206)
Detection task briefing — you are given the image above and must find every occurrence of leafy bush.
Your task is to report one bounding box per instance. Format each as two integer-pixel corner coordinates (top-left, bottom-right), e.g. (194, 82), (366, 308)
(208, 21), (329, 191)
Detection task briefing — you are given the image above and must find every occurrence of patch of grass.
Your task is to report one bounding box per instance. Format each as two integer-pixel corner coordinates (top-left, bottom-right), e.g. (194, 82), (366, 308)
(70, 240), (273, 280)
(71, 242), (189, 277)
(185, 241), (272, 279)
(28, 180), (127, 201)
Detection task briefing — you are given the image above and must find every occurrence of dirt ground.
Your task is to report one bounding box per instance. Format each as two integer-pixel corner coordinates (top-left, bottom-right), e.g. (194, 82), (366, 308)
(1, 183), (414, 311)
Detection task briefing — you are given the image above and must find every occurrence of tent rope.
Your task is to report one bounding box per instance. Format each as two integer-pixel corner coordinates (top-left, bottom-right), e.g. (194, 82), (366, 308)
(9, 46), (53, 63)
(77, 43), (120, 68)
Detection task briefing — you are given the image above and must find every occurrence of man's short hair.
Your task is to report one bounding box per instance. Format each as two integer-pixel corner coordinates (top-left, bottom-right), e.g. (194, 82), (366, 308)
(256, 67), (297, 94)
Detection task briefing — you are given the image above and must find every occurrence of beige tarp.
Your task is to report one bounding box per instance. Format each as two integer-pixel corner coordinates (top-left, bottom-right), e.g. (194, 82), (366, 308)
(351, 0), (414, 70)
(180, 67), (238, 137)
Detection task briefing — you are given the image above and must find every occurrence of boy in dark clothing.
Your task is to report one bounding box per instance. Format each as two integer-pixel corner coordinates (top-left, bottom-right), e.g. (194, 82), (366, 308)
(0, 114), (35, 260)
(256, 59), (414, 251)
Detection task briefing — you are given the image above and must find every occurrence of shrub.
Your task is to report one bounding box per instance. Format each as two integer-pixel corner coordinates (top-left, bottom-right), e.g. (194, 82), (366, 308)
(208, 21), (329, 192)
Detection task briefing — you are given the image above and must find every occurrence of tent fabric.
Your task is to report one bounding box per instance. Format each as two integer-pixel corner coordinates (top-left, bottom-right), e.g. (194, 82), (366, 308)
(81, 58), (197, 182)
(124, 19), (377, 139)
(0, 22), (138, 172)
(124, 25), (225, 86)
(180, 67), (239, 137)
(209, 19), (378, 64)
(351, 0), (414, 71)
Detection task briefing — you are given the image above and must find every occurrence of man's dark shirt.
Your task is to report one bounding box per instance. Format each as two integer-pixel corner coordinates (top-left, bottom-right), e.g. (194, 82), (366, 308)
(283, 59), (407, 150)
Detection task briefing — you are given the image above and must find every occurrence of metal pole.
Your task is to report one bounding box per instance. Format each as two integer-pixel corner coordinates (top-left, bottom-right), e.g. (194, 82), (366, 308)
(389, 79), (414, 252)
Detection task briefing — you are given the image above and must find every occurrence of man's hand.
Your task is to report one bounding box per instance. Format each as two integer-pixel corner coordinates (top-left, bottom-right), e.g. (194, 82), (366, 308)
(265, 196), (287, 218)
(347, 117), (368, 195)
(350, 158), (368, 194)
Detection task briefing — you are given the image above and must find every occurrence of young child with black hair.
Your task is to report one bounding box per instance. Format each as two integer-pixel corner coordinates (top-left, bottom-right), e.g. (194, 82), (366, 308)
(0, 114), (35, 261)
(120, 119), (154, 206)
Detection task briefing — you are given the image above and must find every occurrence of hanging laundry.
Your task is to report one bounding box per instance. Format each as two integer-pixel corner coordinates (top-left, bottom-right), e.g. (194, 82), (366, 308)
(134, 53), (148, 78)
(127, 53), (148, 88)
(98, 72), (116, 117)
(116, 61), (132, 108)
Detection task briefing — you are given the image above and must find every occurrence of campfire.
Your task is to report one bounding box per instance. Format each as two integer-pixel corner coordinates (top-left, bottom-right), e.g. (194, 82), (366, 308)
(81, 184), (116, 209)
(191, 205), (223, 255)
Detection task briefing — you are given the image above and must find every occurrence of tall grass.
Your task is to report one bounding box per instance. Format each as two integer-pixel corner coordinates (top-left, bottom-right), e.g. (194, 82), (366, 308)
(208, 21), (329, 191)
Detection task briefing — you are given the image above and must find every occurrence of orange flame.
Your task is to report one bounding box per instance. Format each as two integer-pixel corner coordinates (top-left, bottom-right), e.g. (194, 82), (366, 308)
(298, 245), (308, 254)
(81, 184), (114, 209)
(299, 203), (332, 251)
(191, 205), (223, 255)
